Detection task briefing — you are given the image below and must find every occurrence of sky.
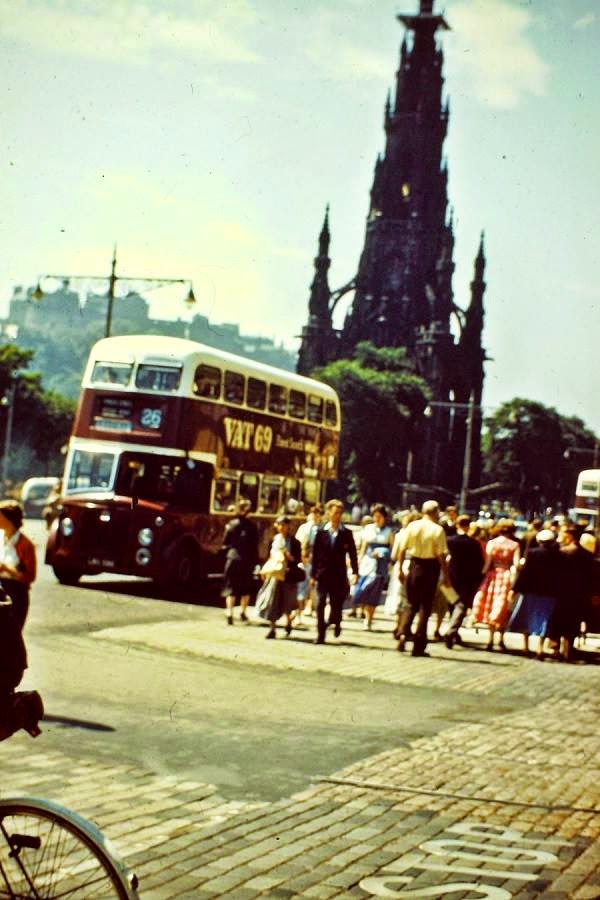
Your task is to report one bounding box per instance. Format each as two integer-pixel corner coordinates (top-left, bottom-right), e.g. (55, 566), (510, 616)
(1, 0), (599, 435)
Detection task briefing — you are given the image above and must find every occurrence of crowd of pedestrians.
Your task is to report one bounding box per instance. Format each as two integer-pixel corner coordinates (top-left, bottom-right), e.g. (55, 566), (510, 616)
(223, 496), (599, 661)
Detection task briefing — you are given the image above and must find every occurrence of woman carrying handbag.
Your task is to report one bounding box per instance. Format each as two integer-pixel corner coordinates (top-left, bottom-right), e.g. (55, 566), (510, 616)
(256, 516), (303, 639)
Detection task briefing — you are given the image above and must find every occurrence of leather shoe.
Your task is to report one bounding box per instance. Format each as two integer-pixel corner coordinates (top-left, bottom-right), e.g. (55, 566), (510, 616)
(333, 623), (341, 638)
(445, 635), (454, 649)
(314, 635), (325, 645)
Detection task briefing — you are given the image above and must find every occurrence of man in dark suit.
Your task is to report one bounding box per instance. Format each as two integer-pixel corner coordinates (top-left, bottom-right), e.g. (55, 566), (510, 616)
(445, 514), (484, 648)
(311, 499), (359, 644)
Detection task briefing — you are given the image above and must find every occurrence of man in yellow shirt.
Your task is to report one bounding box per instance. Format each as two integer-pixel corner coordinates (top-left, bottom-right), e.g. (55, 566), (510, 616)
(398, 499), (450, 656)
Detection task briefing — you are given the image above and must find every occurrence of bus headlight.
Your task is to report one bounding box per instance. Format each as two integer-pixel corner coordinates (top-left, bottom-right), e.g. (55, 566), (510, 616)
(138, 527), (154, 546)
(135, 548), (152, 566)
(60, 517), (74, 537)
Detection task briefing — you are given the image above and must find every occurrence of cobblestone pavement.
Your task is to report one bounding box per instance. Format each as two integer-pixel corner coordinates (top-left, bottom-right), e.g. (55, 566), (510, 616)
(2, 608), (599, 898)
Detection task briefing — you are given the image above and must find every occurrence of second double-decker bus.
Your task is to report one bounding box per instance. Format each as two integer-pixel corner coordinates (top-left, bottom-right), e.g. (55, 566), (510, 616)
(46, 335), (341, 589)
(570, 469), (600, 530)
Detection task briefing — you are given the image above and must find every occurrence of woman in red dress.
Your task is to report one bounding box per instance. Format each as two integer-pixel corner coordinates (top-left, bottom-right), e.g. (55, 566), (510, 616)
(0, 501), (37, 630)
(472, 518), (520, 651)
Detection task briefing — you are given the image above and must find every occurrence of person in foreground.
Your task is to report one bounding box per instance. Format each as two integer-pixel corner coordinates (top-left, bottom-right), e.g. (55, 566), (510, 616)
(397, 500), (450, 657)
(0, 500), (37, 631)
(221, 497), (259, 625)
(311, 500), (358, 644)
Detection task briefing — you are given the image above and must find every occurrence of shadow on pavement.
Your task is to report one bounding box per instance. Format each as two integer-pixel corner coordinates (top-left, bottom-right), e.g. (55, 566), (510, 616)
(43, 714), (116, 733)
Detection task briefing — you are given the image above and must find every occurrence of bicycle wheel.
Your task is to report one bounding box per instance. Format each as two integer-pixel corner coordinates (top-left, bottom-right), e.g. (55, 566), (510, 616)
(0, 797), (139, 899)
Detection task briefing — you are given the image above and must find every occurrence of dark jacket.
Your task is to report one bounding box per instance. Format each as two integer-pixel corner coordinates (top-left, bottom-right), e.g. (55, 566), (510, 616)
(283, 535), (302, 584)
(222, 516), (258, 567)
(447, 532), (484, 596)
(0, 599), (27, 692)
(312, 525), (358, 587)
(513, 544), (562, 598)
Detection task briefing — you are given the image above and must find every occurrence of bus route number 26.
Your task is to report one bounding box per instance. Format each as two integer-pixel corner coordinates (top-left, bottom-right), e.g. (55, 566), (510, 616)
(224, 417), (273, 454)
(140, 407), (163, 430)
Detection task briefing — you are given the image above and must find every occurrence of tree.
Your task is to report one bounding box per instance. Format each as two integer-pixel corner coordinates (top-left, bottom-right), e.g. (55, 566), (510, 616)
(0, 344), (75, 485)
(316, 342), (429, 505)
(483, 398), (597, 514)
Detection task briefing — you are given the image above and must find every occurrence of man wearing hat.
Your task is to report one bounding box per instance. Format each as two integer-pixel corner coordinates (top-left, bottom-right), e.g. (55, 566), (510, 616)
(222, 497), (259, 625)
(397, 500), (450, 656)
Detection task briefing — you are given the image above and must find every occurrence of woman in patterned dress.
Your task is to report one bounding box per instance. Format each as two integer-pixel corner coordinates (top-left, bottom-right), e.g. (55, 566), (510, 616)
(472, 518), (521, 651)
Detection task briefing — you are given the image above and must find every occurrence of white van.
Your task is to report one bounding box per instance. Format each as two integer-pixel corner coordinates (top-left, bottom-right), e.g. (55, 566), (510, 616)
(20, 477), (60, 518)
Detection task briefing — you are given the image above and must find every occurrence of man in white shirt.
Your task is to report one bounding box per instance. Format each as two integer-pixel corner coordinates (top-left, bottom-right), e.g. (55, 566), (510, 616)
(398, 499), (450, 656)
(295, 505), (323, 617)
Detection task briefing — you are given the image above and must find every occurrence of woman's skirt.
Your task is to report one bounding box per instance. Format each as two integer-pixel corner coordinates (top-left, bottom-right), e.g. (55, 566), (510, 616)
(472, 568), (513, 628)
(221, 557), (255, 599)
(508, 593), (557, 637)
(351, 573), (386, 608)
(255, 578), (297, 622)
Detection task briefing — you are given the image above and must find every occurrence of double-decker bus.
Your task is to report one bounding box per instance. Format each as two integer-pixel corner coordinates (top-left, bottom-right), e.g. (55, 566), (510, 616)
(46, 335), (340, 589)
(570, 469), (600, 528)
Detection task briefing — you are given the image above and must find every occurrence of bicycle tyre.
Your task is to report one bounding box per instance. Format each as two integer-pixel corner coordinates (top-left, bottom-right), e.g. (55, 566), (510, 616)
(0, 796), (139, 899)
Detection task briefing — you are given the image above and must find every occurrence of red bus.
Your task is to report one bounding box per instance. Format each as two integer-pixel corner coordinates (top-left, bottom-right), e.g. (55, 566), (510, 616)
(46, 335), (341, 589)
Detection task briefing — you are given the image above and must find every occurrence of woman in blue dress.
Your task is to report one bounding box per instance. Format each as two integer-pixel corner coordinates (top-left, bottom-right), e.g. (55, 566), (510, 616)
(507, 529), (562, 658)
(352, 504), (394, 630)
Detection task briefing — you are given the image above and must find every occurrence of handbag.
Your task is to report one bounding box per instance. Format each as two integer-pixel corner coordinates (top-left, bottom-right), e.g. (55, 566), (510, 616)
(260, 549), (286, 581)
(287, 563), (306, 584)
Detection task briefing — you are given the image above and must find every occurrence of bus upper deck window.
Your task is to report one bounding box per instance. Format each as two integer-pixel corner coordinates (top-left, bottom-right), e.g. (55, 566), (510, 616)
(136, 365), (181, 392)
(91, 362), (133, 386)
(224, 371), (245, 405)
(325, 400), (338, 427)
(247, 378), (266, 410)
(268, 384), (287, 415)
(194, 364), (221, 399)
(289, 390), (306, 420)
(307, 395), (323, 423)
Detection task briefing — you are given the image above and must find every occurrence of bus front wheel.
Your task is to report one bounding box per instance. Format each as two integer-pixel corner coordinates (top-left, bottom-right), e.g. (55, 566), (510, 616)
(162, 542), (202, 597)
(53, 566), (82, 586)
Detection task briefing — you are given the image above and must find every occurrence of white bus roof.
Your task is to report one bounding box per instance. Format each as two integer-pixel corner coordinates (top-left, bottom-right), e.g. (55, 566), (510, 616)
(84, 334), (338, 401)
(577, 469), (600, 480)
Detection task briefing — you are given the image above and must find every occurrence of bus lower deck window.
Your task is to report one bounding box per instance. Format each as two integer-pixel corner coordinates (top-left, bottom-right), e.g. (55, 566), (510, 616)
(213, 476), (238, 511)
(247, 378), (266, 410)
(194, 364), (221, 399)
(302, 479), (320, 507)
(260, 477), (281, 513)
(240, 473), (259, 510)
(224, 371), (245, 405)
(268, 384), (287, 415)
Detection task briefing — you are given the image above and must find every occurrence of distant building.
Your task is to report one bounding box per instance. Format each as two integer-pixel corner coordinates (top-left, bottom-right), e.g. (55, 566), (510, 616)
(298, 0), (487, 498)
(2, 282), (295, 399)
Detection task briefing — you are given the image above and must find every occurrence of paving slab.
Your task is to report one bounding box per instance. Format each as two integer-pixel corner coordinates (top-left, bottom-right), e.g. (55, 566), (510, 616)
(2, 605), (599, 897)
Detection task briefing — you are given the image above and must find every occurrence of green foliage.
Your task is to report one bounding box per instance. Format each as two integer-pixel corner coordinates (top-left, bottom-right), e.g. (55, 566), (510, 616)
(315, 342), (429, 505)
(483, 398), (597, 513)
(0, 344), (76, 485)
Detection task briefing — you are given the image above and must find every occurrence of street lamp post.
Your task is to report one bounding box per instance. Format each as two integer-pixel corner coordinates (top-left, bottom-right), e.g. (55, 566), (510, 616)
(425, 391), (478, 511)
(1, 378), (18, 493)
(33, 246), (196, 338)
